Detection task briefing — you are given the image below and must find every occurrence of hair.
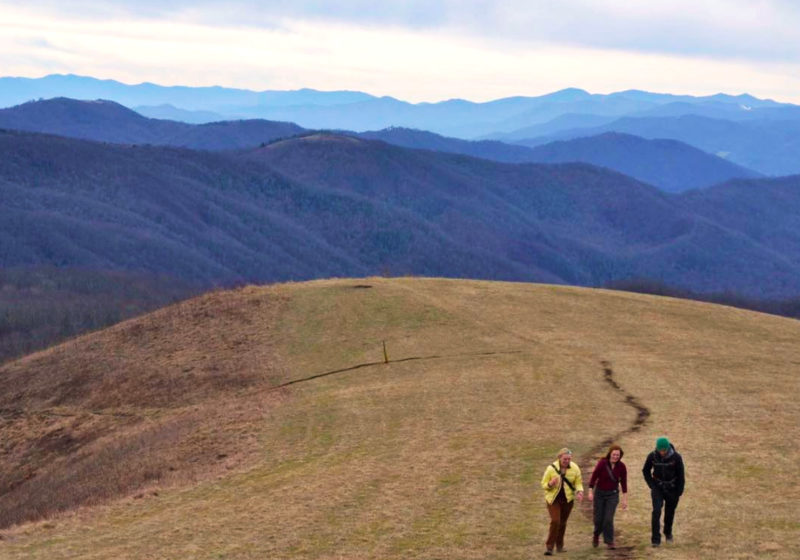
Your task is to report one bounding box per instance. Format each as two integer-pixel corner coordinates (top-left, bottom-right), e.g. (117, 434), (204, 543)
(556, 447), (572, 459)
(605, 444), (624, 461)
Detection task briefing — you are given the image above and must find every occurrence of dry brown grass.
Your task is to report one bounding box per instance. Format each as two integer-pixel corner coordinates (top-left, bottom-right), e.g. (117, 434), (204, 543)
(0, 277), (798, 559)
(0, 286), (288, 528)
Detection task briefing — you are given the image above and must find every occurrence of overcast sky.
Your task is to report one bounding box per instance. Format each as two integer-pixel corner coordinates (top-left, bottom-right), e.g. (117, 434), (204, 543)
(2, 1), (799, 102)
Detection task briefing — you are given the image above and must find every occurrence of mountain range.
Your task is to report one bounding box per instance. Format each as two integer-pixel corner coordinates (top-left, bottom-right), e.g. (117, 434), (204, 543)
(514, 114), (800, 176)
(0, 97), (304, 149)
(4, 74), (799, 177)
(2, 74), (794, 132)
(3, 126), (800, 298)
(0, 74), (372, 113)
(0, 98), (758, 192)
(359, 127), (760, 192)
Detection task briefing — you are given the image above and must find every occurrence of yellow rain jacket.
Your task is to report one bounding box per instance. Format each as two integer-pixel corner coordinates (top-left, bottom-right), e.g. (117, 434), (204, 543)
(541, 461), (584, 504)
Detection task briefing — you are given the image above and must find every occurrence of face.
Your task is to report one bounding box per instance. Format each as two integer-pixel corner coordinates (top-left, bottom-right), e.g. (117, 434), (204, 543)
(658, 448), (668, 457)
(610, 449), (621, 463)
(559, 454), (572, 468)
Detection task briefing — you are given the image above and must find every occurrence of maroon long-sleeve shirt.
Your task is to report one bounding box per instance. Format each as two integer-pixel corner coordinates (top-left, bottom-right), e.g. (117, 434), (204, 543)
(589, 458), (628, 493)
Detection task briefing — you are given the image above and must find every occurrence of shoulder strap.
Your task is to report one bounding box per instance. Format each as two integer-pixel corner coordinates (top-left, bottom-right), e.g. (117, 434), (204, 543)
(553, 462), (576, 491)
(605, 461), (618, 484)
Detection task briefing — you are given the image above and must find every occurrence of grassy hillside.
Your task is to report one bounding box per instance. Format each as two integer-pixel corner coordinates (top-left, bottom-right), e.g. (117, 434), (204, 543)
(0, 277), (797, 559)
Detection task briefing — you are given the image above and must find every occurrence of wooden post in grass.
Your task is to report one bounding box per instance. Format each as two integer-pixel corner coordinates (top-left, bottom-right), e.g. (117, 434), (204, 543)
(383, 340), (389, 364)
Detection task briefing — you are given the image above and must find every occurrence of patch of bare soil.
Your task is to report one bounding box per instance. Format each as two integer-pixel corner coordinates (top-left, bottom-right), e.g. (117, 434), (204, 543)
(576, 360), (651, 559)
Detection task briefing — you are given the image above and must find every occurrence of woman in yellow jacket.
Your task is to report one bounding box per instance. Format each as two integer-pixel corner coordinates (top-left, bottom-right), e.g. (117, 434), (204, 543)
(541, 447), (584, 555)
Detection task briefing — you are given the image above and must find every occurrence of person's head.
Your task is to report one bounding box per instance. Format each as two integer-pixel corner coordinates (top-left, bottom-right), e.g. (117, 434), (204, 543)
(655, 436), (670, 456)
(557, 447), (572, 468)
(605, 444), (624, 464)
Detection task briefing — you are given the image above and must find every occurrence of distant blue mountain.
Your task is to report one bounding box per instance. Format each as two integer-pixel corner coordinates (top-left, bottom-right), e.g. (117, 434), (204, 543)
(3, 74), (796, 141)
(679, 175), (800, 266)
(487, 95), (800, 141)
(252, 133), (800, 297)
(515, 114), (800, 176)
(359, 127), (759, 192)
(522, 132), (761, 192)
(0, 98), (758, 192)
(0, 74), (374, 113)
(3, 127), (800, 297)
(133, 104), (226, 124)
(629, 101), (768, 120)
(0, 97), (304, 149)
(357, 126), (537, 163)
(485, 113), (619, 142)
(307, 88), (666, 137)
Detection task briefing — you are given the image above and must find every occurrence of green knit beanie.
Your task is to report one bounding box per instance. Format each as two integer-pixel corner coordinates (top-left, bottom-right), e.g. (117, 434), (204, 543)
(656, 436), (670, 451)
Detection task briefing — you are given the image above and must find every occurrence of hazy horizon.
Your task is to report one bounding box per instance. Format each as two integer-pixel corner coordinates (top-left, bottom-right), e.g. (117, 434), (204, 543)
(2, 1), (799, 104)
(7, 72), (795, 106)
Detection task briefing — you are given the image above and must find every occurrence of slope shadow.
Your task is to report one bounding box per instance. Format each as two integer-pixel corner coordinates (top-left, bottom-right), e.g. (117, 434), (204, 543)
(269, 349), (523, 390)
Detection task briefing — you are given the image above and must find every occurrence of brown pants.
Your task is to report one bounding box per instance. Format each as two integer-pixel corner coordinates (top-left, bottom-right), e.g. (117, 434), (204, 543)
(546, 496), (574, 551)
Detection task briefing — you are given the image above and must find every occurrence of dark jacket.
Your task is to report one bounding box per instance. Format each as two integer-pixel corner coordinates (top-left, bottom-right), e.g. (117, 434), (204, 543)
(589, 458), (628, 493)
(642, 444), (684, 496)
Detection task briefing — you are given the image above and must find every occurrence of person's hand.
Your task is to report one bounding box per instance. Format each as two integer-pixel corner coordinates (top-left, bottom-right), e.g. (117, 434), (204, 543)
(587, 489), (594, 502)
(621, 496), (628, 510)
(576, 490), (584, 502)
(549, 475), (560, 488)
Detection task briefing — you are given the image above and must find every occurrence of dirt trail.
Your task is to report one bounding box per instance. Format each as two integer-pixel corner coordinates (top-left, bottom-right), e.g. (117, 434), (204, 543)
(272, 349), (651, 558)
(575, 360), (651, 559)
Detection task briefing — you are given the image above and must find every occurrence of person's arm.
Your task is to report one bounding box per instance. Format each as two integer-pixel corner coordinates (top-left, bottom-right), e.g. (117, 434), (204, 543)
(642, 452), (654, 488)
(619, 462), (628, 493)
(573, 463), (584, 502)
(620, 462), (628, 509)
(675, 454), (685, 496)
(587, 460), (603, 502)
(588, 460), (602, 489)
(541, 465), (559, 491)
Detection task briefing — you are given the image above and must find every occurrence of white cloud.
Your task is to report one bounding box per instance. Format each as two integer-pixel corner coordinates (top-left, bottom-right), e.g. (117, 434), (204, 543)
(1, 2), (799, 103)
(14, 1), (798, 62)
(441, 1), (800, 63)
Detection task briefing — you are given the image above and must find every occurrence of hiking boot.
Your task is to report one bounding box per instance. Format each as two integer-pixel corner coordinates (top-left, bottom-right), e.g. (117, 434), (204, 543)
(652, 541), (661, 548)
(592, 534), (599, 547)
(556, 547), (566, 553)
(666, 535), (674, 543)
(544, 549), (553, 556)
(607, 542), (616, 550)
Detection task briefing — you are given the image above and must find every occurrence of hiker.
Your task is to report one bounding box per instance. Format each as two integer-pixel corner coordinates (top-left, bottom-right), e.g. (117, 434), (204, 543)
(642, 436), (685, 547)
(540, 447), (584, 556)
(588, 443), (628, 549)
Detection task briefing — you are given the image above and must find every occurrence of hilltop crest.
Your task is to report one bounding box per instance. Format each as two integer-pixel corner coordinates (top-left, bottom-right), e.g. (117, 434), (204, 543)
(1, 277), (798, 558)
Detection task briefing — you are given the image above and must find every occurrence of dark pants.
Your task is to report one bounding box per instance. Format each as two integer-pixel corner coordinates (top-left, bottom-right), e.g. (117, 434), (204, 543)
(546, 496), (574, 551)
(593, 489), (619, 544)
(651, 486), (680, 543)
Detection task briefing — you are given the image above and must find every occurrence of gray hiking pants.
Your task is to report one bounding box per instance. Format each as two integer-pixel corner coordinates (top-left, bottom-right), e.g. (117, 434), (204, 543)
(593, 489), (619, 544)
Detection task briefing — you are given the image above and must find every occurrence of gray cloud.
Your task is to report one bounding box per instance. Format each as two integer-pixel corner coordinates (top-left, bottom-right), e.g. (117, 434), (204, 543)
(8, 1), (800, 62)
(8, 0), (448, 26)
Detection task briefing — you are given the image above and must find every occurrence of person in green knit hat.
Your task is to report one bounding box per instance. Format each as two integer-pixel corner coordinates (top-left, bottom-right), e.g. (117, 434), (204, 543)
(642, 436), (685, 547)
